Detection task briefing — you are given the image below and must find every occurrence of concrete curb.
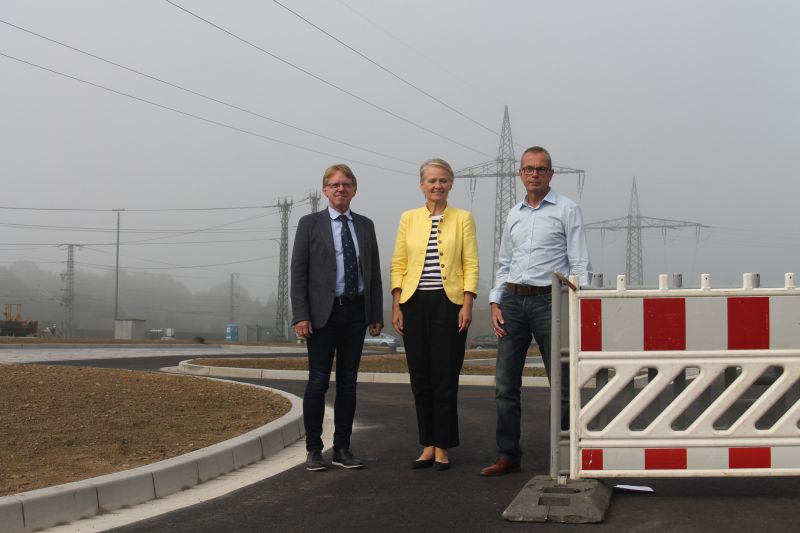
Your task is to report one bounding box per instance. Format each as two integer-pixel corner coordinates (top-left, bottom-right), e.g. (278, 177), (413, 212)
(177, 359), (551, 388)
(0, 343), (223, 350)
(0, 380), (304, 533)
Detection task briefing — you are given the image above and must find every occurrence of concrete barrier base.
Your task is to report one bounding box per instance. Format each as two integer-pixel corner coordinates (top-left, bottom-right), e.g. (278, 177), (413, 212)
(502, 475), (611, 523)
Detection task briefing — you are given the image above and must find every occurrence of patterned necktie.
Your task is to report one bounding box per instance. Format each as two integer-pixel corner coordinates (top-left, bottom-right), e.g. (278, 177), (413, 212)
(337, 214), (358, 297)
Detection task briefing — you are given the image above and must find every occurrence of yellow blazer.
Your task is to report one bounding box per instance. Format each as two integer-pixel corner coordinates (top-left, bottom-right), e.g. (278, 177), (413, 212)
(391, 204), (479, 305)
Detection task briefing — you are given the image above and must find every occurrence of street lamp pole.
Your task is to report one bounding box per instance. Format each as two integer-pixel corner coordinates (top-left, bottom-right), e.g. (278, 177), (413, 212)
(113, 209), (124, 322)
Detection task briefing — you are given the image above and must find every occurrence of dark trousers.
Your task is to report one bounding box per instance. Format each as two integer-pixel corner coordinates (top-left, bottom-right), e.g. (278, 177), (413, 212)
(303, 299), (366, 452)
(401, 290), (467, 449)
(495, 290), (569, 462)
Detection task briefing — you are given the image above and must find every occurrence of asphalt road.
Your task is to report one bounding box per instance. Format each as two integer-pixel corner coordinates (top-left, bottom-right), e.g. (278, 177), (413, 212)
(51, 355), (800, 532)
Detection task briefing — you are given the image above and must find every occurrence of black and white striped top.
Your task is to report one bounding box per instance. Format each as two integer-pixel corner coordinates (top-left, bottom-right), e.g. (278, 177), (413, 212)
(418, 215), (444, 290)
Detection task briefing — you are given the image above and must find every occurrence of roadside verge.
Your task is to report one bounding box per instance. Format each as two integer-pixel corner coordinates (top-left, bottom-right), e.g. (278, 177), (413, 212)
(0, 380), (303, 533)
(178, 359), (551, 387)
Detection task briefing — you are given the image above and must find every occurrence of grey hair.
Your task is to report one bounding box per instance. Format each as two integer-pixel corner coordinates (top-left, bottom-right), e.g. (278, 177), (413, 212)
(419, 158), (455, 182)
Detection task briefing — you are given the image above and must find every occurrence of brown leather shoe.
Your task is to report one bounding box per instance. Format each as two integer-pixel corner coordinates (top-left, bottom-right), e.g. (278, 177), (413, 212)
(480, 457), (521, 476)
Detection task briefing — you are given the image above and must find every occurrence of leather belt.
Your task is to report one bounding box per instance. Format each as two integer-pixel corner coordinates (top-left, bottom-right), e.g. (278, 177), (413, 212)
(506, 283), (551, 296)
(335, 294), (364, 306)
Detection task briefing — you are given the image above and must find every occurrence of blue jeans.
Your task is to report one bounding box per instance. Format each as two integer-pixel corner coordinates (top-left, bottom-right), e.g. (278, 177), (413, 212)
(303, 300), (366, 452)
(494, 290), (568, 461)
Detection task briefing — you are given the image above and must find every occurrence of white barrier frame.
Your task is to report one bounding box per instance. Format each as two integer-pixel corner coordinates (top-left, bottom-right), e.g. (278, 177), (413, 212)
(568, 273), (800, 479)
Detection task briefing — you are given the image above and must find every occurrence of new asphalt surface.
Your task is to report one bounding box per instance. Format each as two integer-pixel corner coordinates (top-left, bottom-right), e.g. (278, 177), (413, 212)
(44, 354), (800, 532)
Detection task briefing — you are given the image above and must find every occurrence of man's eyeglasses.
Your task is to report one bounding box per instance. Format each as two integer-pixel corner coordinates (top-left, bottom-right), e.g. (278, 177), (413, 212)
(325, 182), (354, 189)
(520, 166), (552, 176)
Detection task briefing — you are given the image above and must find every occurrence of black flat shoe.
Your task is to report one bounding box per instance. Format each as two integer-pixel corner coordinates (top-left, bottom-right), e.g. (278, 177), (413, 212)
(412, 458), (435, 469)
(434, 461), (451, 471)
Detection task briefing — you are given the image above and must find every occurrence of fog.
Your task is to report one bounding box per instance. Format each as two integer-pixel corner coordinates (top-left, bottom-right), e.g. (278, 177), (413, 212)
(2, 1), (799, 335)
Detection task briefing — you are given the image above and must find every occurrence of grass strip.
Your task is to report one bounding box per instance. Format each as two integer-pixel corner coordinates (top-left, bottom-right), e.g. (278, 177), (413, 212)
(192, 354), (548, 378)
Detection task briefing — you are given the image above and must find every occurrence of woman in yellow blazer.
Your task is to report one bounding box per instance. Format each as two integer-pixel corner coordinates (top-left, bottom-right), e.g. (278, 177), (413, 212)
(391, 158), (479, 471)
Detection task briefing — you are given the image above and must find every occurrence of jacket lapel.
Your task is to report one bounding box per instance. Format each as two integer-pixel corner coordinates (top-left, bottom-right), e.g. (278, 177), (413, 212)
(351, 212), (367, 261)
(317, 210), (335, 258)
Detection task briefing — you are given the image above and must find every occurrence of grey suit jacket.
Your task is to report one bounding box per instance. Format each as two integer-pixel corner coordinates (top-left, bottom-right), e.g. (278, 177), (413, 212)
(290, 209), (383, 329)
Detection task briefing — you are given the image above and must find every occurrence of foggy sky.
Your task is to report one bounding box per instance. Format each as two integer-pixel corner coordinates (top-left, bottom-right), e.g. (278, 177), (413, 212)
(2, 0), (799, 317)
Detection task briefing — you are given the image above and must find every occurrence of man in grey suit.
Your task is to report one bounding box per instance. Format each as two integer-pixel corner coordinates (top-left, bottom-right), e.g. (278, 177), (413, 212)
(291, 163), (383, 471)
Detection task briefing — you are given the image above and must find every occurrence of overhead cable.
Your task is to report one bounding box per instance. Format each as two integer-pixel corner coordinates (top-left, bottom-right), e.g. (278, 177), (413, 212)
(0, 17), (417, 167)
(271, 0), (499, 136)
(164, 0), (493, 158)
(0, 51), (407, 174)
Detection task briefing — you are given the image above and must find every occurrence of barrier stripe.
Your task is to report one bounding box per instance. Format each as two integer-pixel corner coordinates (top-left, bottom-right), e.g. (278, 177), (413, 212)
(685, 297), (727, 350)
(770, 296), (800, 348)
(601, 298), (643, 352)
(644, 448), (687, 469)
(580, 447), (785, 470)
(644, 298), (686, 351)
(578, 296), (796, 351)
(729, 447), (771, 469)
(580, 299), (602, 351)
(728, 297), (769, 349)
(581, 448), (604, 471)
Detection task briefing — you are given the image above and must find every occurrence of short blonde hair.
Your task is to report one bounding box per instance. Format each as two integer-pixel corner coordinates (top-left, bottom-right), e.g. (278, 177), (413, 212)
(322, 163), (357, 188)
(419, 158), (454, 183)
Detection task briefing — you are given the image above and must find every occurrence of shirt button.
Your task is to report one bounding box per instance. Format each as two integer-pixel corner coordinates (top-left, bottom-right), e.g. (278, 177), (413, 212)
(442, 276), (447, 280)
(439, 252), (443, 256)
(441, 264), (445, 268)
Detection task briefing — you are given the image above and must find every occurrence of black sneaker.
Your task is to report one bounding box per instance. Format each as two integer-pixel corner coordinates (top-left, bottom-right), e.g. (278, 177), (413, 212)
(332, 449), (364, 469)
(306, 450), (328, 471)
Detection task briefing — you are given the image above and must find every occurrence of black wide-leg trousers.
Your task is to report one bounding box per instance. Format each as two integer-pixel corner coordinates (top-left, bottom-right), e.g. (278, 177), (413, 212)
(401, 289), (467, 449)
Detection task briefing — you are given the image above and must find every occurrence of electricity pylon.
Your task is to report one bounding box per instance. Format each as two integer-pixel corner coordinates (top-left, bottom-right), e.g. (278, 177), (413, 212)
(275, 197), (292, 339)
(585, 177), (707, 286)
(307, 189), (321, 213)
(455, 106), (586, 280)
(59, 244), (80, 338)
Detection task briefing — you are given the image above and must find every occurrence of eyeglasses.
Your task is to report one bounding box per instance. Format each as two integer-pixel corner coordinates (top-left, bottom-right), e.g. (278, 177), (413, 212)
(325, 182), (354, 189)
(520, 166), (552, 176)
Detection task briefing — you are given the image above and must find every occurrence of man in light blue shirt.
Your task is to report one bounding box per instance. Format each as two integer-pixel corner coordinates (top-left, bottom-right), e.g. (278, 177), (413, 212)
(481, 146), (591, 477)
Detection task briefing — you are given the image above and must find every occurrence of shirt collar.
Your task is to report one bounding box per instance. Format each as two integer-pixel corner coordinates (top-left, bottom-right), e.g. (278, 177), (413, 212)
(328, 206), (352, 220)
(519, 189), (558, 210)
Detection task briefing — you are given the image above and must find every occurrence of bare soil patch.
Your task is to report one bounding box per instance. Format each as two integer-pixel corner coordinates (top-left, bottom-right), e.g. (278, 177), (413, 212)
(194, 348), (547, 377)
(0, 365), (290, 497)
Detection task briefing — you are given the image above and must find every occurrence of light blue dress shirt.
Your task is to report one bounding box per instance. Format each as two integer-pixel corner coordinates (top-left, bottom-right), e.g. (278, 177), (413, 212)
(489, 189), (592, 304)
(328, 206), (364, 296)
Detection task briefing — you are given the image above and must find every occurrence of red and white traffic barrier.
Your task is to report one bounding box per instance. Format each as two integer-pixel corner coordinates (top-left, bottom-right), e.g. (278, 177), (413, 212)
(567, 273), (800, 479)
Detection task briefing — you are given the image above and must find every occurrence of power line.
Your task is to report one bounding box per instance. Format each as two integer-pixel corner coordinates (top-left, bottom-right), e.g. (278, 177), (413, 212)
(0, 221), (276, 234)
(81, 245), (277, 274)
(0, 204), (274, 212)
(75, 255), (275, 271)
(334, 0), (490, 96)
(0, 17), (417, 168)
(117, 211), (280, 245)
(164, 0), (493, 158)
(0, 210), (283, 246)
(271, 0), (499, 136)
(0, 218), (282, 232)
(0, 51), (407, 175)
